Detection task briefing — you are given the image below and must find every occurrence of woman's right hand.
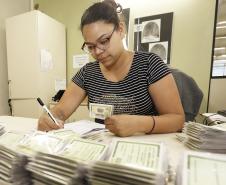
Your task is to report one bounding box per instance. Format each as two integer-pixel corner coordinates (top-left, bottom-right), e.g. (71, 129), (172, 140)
(37, 113), (64, 131)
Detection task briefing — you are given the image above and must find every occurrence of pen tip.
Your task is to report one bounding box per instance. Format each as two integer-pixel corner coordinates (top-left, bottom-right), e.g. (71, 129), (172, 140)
(37, 97), (44, 106)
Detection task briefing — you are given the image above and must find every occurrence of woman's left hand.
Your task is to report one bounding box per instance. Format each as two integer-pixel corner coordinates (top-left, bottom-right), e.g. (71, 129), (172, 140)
(104, 115), (139, 137)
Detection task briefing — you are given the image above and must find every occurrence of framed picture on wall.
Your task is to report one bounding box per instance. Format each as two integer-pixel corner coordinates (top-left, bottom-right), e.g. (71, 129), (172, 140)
(141, 19), (161, 43)
(149, 41), (168, 64)
(122, 8), (130, 47)
(134, 12), (173, 64)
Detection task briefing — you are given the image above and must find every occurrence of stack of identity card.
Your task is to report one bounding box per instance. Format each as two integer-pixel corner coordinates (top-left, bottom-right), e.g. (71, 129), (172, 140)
(27, 152), (81, 185)
(0, 131), (33, 184)
(1, 121), (169, 185)
(0, 124), (5, 135)
(26, 137), (108, 185)
(178, 122), (226, 153)
(176, 151), (226, 185)
(0, 130), (77, 184)
(89, 103), (114, 120)
(87, 139), (169, 185)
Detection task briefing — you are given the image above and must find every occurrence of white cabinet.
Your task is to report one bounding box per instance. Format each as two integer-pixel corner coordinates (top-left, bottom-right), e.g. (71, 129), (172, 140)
(68, 103), (94, 122)
(6, 10), (66, 118)
(49, 101), (93, 123)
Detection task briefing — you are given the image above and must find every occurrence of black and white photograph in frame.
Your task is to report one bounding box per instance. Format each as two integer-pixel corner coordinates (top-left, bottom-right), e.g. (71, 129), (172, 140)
(122, 8), (130, 49)
(149, 41), (168, 64)
(141, 19), (161, 43)
(134, 12), (173, 64)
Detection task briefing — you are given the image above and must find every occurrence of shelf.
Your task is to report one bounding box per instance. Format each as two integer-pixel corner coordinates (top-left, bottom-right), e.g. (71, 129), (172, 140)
(214, 47), (226, 56)
(215, 37), (226, 47)
(216, 26), (226, 37)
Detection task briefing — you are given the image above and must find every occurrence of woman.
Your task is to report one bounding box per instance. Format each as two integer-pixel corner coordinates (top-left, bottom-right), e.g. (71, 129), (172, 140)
(38, 0), (185, 137)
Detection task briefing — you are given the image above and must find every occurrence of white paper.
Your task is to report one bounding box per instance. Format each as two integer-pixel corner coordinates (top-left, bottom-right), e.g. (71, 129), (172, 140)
(55, 79), (66, 92)
(134, 24), (143, 32)
(73, 54), (89, 69)
(60, 139), (107, 161)
(109, 140), (161, 171)
(64, 120), (105, 135)
(201, 113), (226, 122)
(40, 49), (53, 71)
(183, 152), (226, 185)
(19, 132), (64, 155)
(214, 123), (226, 130)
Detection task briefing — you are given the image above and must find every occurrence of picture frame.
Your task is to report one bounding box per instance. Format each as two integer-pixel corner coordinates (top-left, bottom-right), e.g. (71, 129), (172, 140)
(134, 12), (173, 64)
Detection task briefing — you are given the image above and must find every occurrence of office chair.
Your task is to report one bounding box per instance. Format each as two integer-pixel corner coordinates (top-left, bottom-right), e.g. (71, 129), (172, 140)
(171, 68), (203, 122)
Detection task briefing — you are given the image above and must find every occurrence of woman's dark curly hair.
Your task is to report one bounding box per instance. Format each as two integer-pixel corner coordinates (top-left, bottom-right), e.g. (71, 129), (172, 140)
(80, 0), (123, 31)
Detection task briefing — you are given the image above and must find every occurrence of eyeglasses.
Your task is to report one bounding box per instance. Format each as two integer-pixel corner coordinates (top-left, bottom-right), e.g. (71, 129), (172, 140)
(81, 26), (116, 54)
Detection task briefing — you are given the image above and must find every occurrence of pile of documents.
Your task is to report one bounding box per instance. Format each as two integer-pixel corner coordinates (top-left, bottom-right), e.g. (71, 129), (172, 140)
(0, 129), (80, 184)
(178, 122), (226, 153)
(87, 140), (169, 185)
(26, 138), (108, 185)
(176, 151), (226, 185)
(89, 103), (114, 120)
(64, 120), (113, 143)
(0, 145), (32, 185)
(64, 120), (106, 136)
(0, 131), (33, 184)
(0, 121), (170, 185)
(0, 129), (109, 184)
(0, 124), (5, 135)
(26, 152), (83, 185)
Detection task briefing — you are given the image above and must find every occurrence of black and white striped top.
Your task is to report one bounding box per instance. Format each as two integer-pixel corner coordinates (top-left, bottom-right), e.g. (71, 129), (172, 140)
(72, 52), (171, 116)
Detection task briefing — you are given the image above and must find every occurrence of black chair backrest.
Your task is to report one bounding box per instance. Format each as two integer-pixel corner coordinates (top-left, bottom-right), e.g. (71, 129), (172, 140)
(171, 68), (203, 122)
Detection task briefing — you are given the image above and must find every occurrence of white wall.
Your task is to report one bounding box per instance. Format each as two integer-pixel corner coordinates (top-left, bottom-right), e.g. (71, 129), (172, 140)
(116, 0), (216, 113)
(0, 0), (31, 115)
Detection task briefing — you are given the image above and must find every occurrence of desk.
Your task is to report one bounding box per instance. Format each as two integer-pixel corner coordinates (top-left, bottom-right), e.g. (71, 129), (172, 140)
(0, 116), (188, 185)
(0, 116), (38, 131)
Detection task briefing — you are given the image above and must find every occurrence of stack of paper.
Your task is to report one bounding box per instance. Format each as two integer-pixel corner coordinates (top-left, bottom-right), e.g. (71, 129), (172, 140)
(201, 113), (226, 125)
(64, 120), (106, 136)
(81, 129), (112, 143)
(87, 140), (168, 185)
(179, 122), (226, 153)
(0, 131), (32, 184)
(26, 138), (108, 185)
(176, 151), (226, 185)
(20, 131), (67, 156)
(0, 129), (109, 184)
(0, 145), (32, 185)
(0, 124), (5, 135)
(64, 120), (113, 143)
(0, 130), (76, 184)
(26, 152), (81, 185)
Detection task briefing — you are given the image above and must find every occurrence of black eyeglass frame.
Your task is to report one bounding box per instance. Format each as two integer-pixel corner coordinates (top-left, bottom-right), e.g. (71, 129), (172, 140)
(81, 25), (117, 53)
